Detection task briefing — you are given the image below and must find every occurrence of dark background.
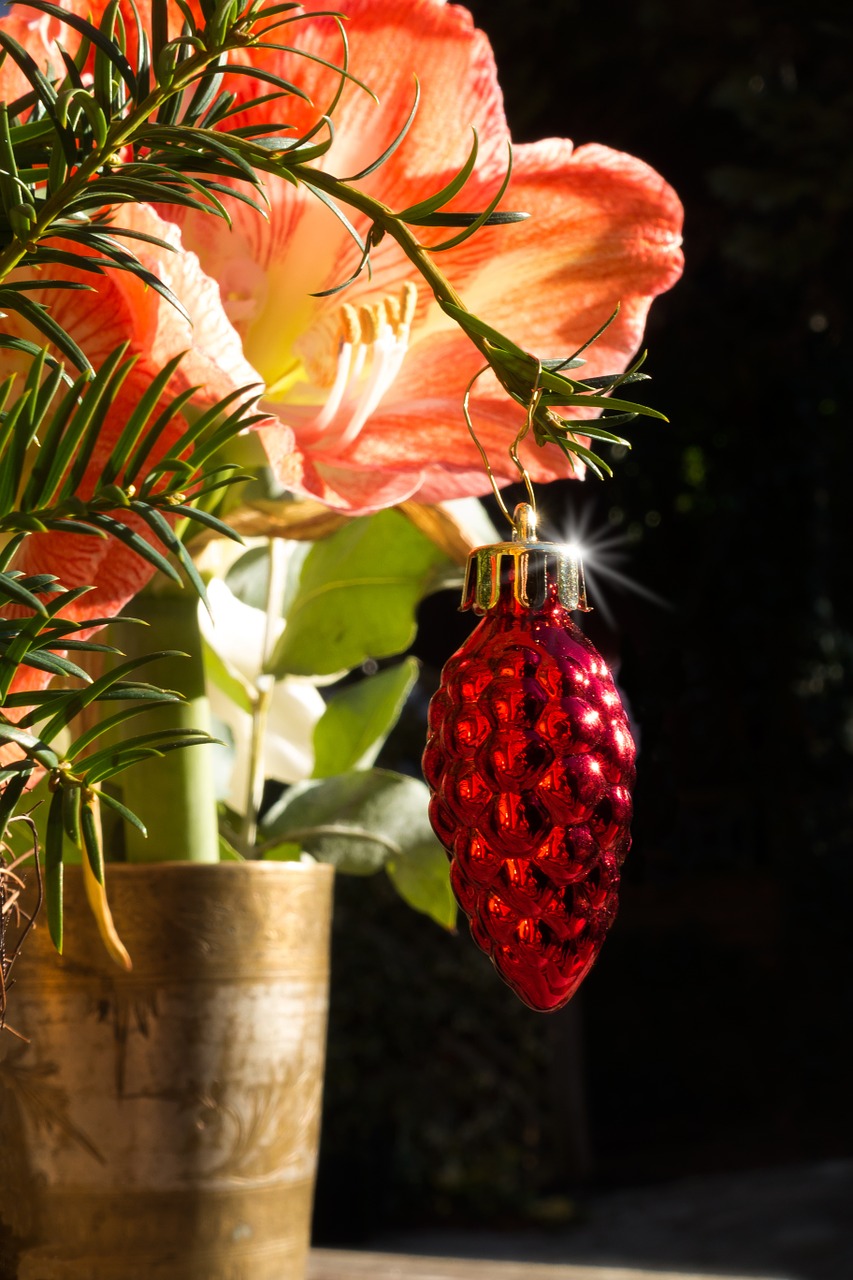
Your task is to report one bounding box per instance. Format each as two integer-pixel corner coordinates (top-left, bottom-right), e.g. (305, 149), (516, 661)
(314, 0), (853, 1241)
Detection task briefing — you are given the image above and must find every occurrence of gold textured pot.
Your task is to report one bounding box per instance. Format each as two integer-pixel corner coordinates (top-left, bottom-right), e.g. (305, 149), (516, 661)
(0, 860), (334, 1280)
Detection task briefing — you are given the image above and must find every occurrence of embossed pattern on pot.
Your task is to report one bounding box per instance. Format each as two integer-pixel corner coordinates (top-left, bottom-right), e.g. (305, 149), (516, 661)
(0, 861), (334, 1280)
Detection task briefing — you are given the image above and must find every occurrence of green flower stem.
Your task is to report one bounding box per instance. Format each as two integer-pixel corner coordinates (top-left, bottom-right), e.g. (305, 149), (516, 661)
(242, 675), (273, 855)
(112, 588), (219, 863)
(240, 537), (288, 854)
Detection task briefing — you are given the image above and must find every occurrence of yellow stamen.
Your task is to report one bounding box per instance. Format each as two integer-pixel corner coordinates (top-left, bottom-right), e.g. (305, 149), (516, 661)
(400, 281), (417, 329)
(340, 303), (360, 346)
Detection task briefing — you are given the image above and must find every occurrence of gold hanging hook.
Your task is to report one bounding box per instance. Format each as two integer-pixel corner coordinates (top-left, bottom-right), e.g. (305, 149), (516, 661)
(509, 364), (542, 520)
(462, 363), (543, 537)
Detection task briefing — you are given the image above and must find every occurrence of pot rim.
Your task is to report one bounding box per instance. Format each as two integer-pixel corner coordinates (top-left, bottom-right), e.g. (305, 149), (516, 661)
(61, 858), (335, 878)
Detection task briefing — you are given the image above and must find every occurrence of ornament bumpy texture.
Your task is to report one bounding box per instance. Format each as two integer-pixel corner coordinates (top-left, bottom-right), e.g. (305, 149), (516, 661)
(423, 589), (636, 1012)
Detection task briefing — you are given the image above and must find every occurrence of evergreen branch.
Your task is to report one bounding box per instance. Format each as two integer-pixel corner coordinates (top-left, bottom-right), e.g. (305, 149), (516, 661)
(0, 0), (353, 291)
(0, 346), (256, 556)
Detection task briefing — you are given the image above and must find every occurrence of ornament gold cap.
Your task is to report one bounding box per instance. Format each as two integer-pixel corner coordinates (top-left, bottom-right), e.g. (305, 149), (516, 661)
(461, 502), (590, 614)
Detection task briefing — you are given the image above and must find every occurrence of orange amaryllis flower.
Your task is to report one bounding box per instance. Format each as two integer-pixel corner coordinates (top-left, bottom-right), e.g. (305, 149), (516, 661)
(168, 0), (684, 513)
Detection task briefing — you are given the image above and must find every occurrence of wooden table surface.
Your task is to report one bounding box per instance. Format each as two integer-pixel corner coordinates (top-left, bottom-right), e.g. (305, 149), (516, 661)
(307, 1249), (772, 1280)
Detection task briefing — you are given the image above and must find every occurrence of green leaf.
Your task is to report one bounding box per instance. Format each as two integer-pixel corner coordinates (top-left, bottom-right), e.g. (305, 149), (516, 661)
(406, 210), (528, 228)
(0, 31), (75, 160)
(300, 179), (366, 282)
(551, 435), (611, 478)
(342, 77), (420, 183)
(38, 649), (188, 743)
(261, 841), (301, 862)
(46, 785), (65, 953)
(201, 59), (313, 103)
(81, 731), (216, 785)
(268, 510), (450, 677)
(96, 787), (147, 836)
(20, 372), (92, 512)
(223, 541), (310, 615)
(0, 773), (28, 841)
(559, 392), (666, 421)
(563, 421), (631, 446)
(0, 100), (25, 216)
(0, 384), (38, 518)
(97, 351), (185, 486)
(172, 502), (244, 542)
(134, 381), (252, 479)
(312, 657), (418, 777)
(24, 0), (138, 97)
(64, 86), (109, 148)
(132, 501), (210, 609)
(0, 569), (49, 615)
(396, 127), (479, 222)
(201, 636), (253, 715)
(259, 770), (402, 874)
(9, 650), (93, 683)
(0, 724), (61, 770)
(182, 51), (227, 123)
(81, 747), (165, 785)
(61, 781), (82, 845)
(61, 349), (133, 497)
(217, 833), (246, 862)
(81, 797), (104, 884)
(82, 512), (183, 584)
(386, 838), (456, 931)
(430, 140), (515, 253)
(0, 285), (91, 371)
(64, 698), (181, 760)
(261, 769), (452, 927)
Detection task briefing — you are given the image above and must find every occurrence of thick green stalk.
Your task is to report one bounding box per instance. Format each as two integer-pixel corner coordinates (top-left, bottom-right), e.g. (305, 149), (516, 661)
(113, 588), (219, 863)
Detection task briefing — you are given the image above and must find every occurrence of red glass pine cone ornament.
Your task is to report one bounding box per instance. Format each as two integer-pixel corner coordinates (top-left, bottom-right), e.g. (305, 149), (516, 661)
(423, 504), (636, 1012)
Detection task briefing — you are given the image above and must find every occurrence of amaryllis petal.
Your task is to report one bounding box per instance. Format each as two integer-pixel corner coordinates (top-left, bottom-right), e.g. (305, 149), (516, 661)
(0, 4), (64, 103)
(4, 206), (261, 406)
(0, 0), (194, 99)
(433, 140), (685, 361)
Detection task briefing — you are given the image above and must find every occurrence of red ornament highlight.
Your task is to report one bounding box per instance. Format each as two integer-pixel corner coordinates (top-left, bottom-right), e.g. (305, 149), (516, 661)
(423, 505), (635, 1012)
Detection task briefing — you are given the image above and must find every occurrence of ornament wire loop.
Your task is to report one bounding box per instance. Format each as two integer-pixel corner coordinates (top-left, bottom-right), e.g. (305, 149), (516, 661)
(462, 363), (543, 538)
(509, 376), (541, 522)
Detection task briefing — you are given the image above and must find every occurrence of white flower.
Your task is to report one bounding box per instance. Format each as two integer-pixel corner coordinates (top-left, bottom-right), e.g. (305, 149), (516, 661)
(199, 572), (325, 816)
